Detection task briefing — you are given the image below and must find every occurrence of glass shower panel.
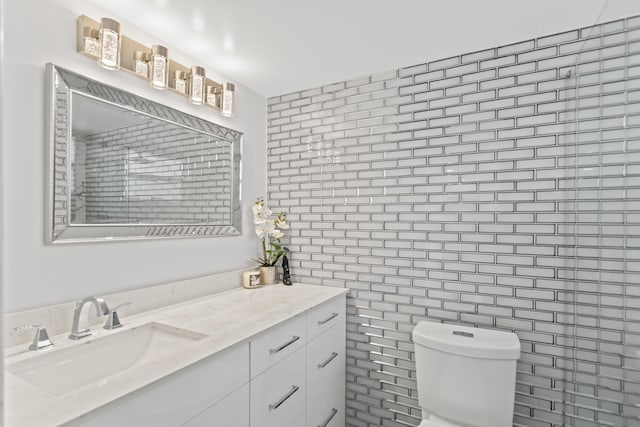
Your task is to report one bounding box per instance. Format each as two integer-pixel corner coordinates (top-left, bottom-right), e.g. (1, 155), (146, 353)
(570, 13), (640, 427)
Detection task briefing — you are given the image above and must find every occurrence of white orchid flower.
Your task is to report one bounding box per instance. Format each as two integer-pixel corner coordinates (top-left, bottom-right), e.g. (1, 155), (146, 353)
(253, 197), (288, 266)
(255, 223), (266, 238)
(264, 221), (275, 233)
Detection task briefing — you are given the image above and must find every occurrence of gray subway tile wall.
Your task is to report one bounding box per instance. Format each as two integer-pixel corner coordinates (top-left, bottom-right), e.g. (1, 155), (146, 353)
(267, 16), (640, 427)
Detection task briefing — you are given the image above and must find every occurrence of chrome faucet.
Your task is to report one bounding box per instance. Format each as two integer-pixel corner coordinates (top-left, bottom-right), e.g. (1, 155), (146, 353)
(69, 296), (110, 340)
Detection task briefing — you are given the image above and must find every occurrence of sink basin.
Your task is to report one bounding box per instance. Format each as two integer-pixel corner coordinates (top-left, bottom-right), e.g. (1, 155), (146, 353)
(7, 322), (207, 397)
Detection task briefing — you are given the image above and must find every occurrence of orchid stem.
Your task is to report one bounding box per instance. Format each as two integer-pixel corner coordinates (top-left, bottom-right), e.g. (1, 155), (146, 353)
(262, 238), (267, 266)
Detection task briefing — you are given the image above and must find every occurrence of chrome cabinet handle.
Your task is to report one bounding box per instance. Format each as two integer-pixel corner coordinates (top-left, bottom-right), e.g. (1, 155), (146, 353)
(318, 352), (339, 368)
(269, 335), (300, 354)
(268, 385), (299, 410)
(317, 312), (338, 325)
(318, 408), (338, 427)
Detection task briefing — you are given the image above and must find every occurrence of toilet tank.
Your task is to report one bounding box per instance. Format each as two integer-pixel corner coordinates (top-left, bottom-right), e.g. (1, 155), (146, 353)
(412, 322), (520, 427)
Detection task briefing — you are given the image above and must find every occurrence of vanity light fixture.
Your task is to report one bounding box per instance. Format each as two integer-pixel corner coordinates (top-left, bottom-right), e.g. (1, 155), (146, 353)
(221, 83), (235, 117)
(206, 85), (220, 108)
(174, 70), (188, 94)
(98, 18), (121, 70)
(77, 15), (236, 118)
(133, 51), (149, 78)
(149, 45), (169, 90)
(190, 66), (206, 105)
(81, 27), (100, 57)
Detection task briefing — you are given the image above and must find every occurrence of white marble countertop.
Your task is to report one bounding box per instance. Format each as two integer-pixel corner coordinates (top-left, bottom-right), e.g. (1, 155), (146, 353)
(4, 283), (348, 427)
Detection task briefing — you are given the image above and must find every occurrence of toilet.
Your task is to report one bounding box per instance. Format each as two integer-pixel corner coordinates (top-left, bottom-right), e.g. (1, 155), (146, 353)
(412, 322), (521, 427)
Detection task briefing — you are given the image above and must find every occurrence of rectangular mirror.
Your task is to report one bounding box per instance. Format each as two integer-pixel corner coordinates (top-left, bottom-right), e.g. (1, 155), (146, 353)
(46, 63), (242, 243)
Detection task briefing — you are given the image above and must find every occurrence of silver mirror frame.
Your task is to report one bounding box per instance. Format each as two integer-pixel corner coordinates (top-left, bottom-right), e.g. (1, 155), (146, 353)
(45, 63), (242, 244)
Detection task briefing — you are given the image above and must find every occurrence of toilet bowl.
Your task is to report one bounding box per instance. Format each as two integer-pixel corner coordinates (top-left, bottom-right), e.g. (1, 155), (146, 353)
(412, 322), (521, 427)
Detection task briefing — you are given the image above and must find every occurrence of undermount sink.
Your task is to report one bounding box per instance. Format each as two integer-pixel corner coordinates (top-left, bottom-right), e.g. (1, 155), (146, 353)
(7, 322), (207, 397)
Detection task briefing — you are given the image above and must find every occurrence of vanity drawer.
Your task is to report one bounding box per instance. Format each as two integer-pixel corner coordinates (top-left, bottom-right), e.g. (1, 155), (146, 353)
(250, 313), (306, 378)
(251, 346), (306, 427)
(306, 322), (345, 427)
(307, 295), (346, 341)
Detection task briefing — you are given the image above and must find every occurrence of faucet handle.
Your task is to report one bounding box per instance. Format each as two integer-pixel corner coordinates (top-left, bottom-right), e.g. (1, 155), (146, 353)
(103, 302), (132, 330)
(14, 324), (55, 351)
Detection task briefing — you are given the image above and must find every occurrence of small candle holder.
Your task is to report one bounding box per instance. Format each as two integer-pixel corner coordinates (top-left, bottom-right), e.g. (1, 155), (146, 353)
(242, 270), (262, 289)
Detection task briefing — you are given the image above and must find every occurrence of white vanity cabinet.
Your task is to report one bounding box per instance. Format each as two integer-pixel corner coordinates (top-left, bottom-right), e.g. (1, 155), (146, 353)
(182, 383), (250, 427)
(249, 294), (346, 427)
(62, 293), (346, 427)
(305, 296), (347, 427)
(65, 343), (250, 427)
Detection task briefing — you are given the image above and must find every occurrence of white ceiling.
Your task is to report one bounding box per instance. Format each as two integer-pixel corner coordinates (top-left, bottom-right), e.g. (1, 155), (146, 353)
(90, 0), (640, 98)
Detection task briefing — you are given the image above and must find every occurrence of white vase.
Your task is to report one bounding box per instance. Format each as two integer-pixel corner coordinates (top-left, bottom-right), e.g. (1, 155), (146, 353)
(260, 266), (277, 285)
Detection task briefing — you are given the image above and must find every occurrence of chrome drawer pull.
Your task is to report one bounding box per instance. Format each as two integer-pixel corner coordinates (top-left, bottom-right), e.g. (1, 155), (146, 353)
(269, 335), (300, 354)
(317, 312), (338, 325)
(318, 352), (339, 369)
(268, 385), (299, 410)
(318, 408), (338, 427)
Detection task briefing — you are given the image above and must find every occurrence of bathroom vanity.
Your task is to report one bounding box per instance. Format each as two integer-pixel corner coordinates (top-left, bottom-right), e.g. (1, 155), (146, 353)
(4, 283), (347, 427)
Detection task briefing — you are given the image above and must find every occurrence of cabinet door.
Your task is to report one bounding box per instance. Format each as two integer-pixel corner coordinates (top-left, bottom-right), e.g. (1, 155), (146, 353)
(251, 346), (306, 427)
(306, 322), (345, 427)
(182, 383), (249, 427)
(66, 343), (249, 427)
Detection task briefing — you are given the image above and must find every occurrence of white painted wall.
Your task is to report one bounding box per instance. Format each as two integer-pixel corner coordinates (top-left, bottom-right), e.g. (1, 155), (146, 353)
(1, 0), (267, 312)
(0, 0), (5, 419)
